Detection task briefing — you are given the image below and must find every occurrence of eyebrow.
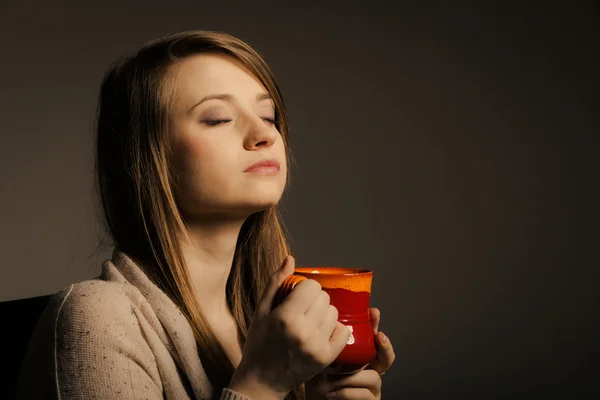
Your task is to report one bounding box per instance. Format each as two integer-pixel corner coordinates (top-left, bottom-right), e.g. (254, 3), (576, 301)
(187, 92), (273, 114)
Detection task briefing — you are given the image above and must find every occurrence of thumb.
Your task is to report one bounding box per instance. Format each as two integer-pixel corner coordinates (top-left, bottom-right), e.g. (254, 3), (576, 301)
(369, 331), (396, 375)
(255, 255), (295, 318)
(369, 307), (381, 334)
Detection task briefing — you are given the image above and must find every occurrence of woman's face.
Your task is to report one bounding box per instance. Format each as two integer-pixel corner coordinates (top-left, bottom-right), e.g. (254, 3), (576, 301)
(168, 53), (287, 221)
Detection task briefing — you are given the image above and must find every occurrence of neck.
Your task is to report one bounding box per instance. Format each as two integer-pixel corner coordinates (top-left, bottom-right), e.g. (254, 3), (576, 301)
(179, 217), (245, 319)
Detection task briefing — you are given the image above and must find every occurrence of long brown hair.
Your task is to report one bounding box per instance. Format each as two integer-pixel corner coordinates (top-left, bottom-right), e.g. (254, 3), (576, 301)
(94, 30), (303, 399)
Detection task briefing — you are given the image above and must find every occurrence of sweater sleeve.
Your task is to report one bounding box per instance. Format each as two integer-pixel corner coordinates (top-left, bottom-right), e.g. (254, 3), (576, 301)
(220, 388), (250, 399)
(18, 281), (164, 399)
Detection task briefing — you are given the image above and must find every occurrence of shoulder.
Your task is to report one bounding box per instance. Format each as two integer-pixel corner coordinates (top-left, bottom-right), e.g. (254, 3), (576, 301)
(19, 280), (162, 399)
(43, 279), (154, 365)
(51, 279), (139, 328)
(48, 279), (161, 363)
(18, 279), (165, 398)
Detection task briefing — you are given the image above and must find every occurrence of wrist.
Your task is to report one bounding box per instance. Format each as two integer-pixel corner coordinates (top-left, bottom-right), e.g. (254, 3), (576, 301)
(229, 365), (286, 400)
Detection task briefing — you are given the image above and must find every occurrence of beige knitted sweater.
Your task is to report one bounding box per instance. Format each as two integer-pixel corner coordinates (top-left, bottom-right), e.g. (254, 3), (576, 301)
(17, 251), (248, 400)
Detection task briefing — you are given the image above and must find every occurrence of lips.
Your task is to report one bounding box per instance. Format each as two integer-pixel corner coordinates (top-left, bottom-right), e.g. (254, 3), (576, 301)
(244, 159), (281, 173)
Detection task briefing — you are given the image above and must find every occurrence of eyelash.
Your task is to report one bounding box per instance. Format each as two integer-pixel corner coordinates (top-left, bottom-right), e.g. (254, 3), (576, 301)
(203, 117), (277, 127)
(204, 119), (231, 126)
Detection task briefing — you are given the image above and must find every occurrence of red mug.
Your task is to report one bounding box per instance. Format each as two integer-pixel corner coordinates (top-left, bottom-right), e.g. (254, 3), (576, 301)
(274, 267), (376, 374)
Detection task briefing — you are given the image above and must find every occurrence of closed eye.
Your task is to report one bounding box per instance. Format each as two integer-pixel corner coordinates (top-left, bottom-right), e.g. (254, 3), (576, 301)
(203, 119), (232, 126)
(203, 117), (277, 127)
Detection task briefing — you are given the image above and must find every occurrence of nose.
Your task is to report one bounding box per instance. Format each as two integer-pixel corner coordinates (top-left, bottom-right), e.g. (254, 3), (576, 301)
(243, 115), (278, 151)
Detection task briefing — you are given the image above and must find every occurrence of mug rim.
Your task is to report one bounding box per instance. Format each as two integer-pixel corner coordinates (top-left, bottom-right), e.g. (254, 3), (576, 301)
(294, 267), (373, 276)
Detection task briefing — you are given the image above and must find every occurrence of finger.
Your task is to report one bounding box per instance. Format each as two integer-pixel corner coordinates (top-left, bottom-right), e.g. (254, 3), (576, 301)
(369, 308), (380, 334)
(278, 278), (322, 316)
(326, 387), (376, 399)
(255, 255), (295, 318)
(318, 304), (339, 338)
(304, 290), (331, 324)
(328, 321), (351, 359)
(326, 369), (381, 391)
(368, 331), (396, 375)
(310, 370), (382, 399)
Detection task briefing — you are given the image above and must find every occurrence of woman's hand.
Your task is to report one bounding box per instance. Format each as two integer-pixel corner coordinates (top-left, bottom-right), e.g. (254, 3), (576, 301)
(229, 256), (350, 400)
(367, 308), (396, 376)
(305, 308), (396, 399)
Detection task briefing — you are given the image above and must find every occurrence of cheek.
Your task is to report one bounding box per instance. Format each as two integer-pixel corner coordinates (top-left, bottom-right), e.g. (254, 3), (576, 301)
(177, 135), (225, 176)
(172, 135), (221, 195)
(276, 139), (288, 176)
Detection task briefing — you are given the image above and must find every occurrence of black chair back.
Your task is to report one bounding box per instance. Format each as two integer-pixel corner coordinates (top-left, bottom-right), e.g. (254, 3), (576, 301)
(0, 295), (52, 399)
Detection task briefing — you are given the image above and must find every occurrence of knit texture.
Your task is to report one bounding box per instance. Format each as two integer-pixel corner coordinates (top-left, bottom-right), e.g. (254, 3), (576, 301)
(221, 388), (249, 400)
(17, 250), (248, 400)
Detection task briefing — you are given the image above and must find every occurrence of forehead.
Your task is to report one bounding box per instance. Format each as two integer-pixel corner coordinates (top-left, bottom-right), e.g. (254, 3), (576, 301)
(170, 53), (267, 105)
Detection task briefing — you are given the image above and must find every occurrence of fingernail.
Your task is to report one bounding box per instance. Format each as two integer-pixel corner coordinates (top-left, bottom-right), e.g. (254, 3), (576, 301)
(381, 332), (387, 343)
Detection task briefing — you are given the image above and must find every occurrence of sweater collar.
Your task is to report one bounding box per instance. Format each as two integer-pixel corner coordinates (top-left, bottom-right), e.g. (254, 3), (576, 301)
(102, 249), (213, 399)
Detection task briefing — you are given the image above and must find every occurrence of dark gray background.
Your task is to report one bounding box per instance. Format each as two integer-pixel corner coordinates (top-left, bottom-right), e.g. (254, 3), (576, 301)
(1, 1), (598, 398)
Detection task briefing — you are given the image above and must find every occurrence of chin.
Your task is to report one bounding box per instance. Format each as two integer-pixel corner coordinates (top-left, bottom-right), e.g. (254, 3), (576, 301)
(241, 182), (284, 206)
(243, 198), (281, 213)
(234, 191), (282, 214)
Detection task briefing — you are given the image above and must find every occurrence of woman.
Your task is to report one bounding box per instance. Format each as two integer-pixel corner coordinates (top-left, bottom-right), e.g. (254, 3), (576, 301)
(18, 30), (395, 399)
